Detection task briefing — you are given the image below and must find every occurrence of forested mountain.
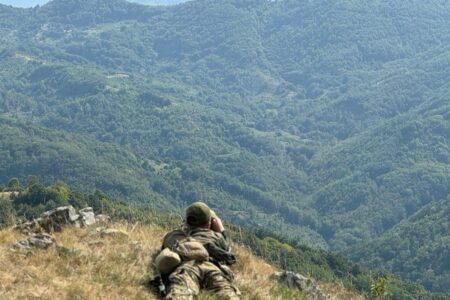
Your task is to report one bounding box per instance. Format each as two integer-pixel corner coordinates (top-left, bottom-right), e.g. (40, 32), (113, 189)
(132, 0), (187, 4)
(1, 0), (450, 292)
(350, 196), (450, 292)
(0, 176), (442, 300)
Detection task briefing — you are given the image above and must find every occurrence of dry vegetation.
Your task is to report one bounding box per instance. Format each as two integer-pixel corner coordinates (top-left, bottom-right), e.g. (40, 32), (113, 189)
(0, 223), (363, 300)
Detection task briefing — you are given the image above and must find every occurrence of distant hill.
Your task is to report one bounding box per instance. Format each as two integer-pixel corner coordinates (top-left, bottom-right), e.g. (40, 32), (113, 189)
(1, 0), (450, 292)
(350, 196), (450, 292)
(132, 0), (187, 4)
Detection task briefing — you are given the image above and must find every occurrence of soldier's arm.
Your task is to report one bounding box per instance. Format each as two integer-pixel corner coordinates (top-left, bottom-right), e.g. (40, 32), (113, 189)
(210, 217), (225, 233)
(210, 217), (231, 251)
(220, 229), (231, 251)
(161, 229), (185, 250)
(161, 232), (170, 250)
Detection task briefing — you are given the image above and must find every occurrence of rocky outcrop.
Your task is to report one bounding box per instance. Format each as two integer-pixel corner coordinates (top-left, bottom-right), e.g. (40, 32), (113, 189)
(79, 207), (96, 226)
(14, 219), (42, 234)
(40, 206), (82, 231)
(13, 206), (110, 251)
(273, 271), (329, 300)
(15, 206), (102, 234)
(95, 214), (110, 224)
(13, 233), (56, 250)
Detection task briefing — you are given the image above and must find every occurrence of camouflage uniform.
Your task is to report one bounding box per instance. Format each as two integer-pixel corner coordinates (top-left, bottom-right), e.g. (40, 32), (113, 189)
(162, 227), (240, 300)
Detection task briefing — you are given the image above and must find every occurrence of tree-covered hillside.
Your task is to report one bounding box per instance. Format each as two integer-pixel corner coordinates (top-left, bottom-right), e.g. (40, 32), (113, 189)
(1, 0), (450, 291)
(350, 196), (450, 292)
(1, 178), (445, 299)
(133, 0), (187, 4)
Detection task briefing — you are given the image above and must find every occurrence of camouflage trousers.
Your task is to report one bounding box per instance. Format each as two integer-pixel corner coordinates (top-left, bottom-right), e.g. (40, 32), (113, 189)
(165, 260), (240, 300)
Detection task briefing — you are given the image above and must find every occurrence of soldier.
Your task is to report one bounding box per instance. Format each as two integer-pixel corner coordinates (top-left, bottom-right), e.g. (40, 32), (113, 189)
(159, 202), (240, 300)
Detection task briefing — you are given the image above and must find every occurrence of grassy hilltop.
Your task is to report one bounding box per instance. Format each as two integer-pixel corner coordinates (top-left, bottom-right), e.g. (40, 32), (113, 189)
(0, 222), (364, 300)
(1, 180), (446, 300)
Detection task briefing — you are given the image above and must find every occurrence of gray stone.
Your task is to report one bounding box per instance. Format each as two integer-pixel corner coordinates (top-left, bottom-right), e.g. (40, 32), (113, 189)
(41, 205), (80, 222)
(79, 207), (96, 226)
(95, 214), (110, 224)
(39, 206), (80, 232)
(15, 205), (84, 234)
(13, 239), (31, 250)
(14, 219), (42, 234)
(28, 233), (55, 249)
(13, 233), (55, 250)
(273, 271), (329, 300)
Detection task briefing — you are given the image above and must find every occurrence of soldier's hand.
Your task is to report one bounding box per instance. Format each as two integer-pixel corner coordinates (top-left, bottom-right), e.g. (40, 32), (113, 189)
(210, 217), (225, 233)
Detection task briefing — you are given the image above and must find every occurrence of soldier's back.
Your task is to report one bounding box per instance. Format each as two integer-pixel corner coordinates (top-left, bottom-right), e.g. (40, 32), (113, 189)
(162, 227), (229, 251)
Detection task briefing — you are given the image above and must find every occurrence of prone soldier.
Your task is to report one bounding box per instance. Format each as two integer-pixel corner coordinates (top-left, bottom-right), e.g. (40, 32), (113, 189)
(154, 202), (240, 300)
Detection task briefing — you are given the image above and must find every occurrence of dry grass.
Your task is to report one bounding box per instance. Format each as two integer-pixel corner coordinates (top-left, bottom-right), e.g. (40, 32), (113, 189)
(232, 246), (279, 299)
(0, 223), (159, 300)
(0, 223), (363, 300)
(318, 282), (366, 300)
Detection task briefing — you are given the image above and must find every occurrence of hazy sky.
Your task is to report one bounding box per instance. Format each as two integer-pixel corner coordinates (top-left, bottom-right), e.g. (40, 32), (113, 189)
(0, 0), (186, 7)
(0, 0), (47, 7)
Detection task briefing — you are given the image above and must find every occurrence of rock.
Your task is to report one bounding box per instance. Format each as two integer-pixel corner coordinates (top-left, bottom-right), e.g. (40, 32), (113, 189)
(28, 233), (55, 249)
(273, 271), (329, 300)
(13, 239), (31, 250)
(95, 214), (110, 224)
(13, 233), (55, 250)
(39, 206), (80, 232)
(41, 206), (79, 222)
(15, 206), (104, 234)
(15, 206), (83, 234)
(79, 207), (96, 226)
(14, 219), (42, 234)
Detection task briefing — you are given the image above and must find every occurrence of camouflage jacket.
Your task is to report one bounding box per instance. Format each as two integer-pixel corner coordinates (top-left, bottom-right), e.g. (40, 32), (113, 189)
(161, 226), (231, 252)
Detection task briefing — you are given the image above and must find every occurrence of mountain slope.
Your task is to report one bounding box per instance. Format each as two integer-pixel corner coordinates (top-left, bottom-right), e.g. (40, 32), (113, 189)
(0, 182), (435, 300)
(0, 223), (311, 300)
(309, 101), (450, 249)
(0, 117), (174, 207)
(350, 196), (450, 292)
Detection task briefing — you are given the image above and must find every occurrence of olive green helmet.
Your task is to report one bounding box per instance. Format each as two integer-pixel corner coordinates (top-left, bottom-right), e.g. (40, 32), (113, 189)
(185, 201), (216, 227)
